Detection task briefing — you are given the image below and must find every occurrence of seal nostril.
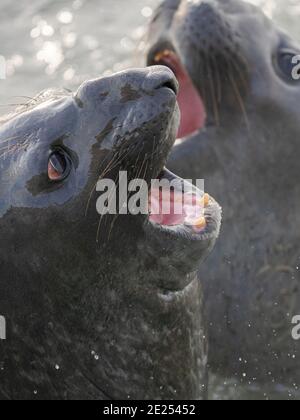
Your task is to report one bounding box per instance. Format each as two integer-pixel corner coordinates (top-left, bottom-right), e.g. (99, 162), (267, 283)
(165, 80), (178, 95)
(157, 78), (179, 95)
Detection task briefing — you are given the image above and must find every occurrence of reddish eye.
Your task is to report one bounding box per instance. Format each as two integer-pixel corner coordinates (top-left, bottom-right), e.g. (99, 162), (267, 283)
(48, 151), (71, 181)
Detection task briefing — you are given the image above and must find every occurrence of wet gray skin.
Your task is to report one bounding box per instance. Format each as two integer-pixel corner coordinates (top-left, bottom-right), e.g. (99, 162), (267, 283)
(146, 0), (300, 387)
(0, 66), (221, 400)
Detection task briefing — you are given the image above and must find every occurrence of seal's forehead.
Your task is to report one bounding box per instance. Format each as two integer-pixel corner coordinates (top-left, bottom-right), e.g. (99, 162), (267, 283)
(150, 0), (275, 49)
(176, 0), (271, 22)
(212, 0), (264, 15)
(178, 0), (263, 13)
(158, 0), (263, 15)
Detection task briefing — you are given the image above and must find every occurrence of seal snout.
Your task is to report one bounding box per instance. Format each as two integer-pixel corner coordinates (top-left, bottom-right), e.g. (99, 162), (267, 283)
(148, 66), (179, 96)
(147, 0), (252, 137)
(75, 66), (179, 111)
(136, 65), (179, 100)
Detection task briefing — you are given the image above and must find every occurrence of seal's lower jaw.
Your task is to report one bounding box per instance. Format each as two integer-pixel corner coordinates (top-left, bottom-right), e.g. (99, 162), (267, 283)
(151, 50), (206, 139)
(148, 168), (220, 241)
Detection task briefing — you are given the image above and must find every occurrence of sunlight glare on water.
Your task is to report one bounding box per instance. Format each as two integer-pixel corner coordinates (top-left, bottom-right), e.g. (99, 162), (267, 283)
(0, 0), (299, 112)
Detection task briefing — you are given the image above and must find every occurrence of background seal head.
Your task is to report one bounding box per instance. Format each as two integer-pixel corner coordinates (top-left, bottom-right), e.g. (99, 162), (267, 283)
(146, 0), (300, 388)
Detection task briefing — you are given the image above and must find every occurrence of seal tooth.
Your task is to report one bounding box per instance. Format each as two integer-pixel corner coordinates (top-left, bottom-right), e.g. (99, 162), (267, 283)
(200, 193), (210, 208)
(194, 216), (207, 230)
(154, 50), (173, 62)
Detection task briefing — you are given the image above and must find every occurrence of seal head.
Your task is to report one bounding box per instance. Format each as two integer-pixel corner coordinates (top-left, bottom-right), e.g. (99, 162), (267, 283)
(146, 0), (300, 388)
(147, 0), (300, 139)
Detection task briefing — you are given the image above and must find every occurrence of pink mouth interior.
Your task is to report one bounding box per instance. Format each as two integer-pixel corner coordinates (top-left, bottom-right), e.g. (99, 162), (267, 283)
(155, 51), (206, 139)
(149, 188), (208, 232)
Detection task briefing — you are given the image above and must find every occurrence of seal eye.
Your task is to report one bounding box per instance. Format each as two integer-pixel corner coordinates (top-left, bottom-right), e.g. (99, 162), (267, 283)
(48, 150), (71, 182)
(277, 50), (300, 82)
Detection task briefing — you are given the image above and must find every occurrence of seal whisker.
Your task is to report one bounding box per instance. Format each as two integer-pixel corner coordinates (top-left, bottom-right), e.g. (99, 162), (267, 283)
(107, 170), (127, 239)
(96, 170), (121, 243)
(0, 103), (30, 108)
(98, 142), (133, 181)
(208, 59), (220, 127)
(148, 136), (157, 178)
(96, 215), (104, 244)
(107, 213), (120, 242)
(230, 58), (249, 93)
(141, 160), (149, 181)
(80, 371), (115, 400)
(85, 145), (133, 217)
(200, 59), (209, 115)
(99, 158), (119, 181)
(135, 153), (147, 181)
(0, 143), (27, 159)
(228, 70), (250, 130)
(11, 95), (37, 102)
(212, 55), (222, 105)
(131, 148), (144, 188)
(104, 164), (133, 241)
(85, 155), (118, 217)
(0, 96), (36, 110)
(0, 135), (23, 144)
(0, 139), (26, 151)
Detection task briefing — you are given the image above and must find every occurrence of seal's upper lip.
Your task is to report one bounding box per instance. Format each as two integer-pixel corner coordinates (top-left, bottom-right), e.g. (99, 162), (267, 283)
(149, 47), (206, 140)
(148, 168), (221, 240)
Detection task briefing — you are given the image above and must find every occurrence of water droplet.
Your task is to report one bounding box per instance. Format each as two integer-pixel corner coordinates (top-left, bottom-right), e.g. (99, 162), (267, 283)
(57, 10), (73, 25)
(73, 0), (83, 10)
(64, 68), (75, 81)
(30, 27), (41, 39)
(141, 7), (153, 18)
(63, 32), (77, 48)
(42, 25), (54, 37)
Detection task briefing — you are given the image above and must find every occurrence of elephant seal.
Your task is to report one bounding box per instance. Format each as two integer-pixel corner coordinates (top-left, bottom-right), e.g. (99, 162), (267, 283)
(146, 0), (300, 389)
(0, 66), (221, 400)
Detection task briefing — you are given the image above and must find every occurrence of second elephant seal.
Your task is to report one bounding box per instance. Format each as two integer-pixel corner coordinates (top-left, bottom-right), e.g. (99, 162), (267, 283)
(146, 0), (300, 390)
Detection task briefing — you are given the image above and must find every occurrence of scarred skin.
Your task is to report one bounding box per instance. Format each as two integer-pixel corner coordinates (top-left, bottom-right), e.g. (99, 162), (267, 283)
(0, 67), (221, 400)
(146, 0), (300, 387)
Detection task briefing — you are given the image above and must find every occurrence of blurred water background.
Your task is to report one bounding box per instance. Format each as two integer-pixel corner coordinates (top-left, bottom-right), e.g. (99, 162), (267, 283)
(1, 0), (300, 113)
(0, 0), (300, 400)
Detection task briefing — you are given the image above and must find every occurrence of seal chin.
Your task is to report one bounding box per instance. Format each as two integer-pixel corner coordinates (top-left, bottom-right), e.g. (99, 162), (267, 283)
(144, 166), (221, 291)
(149, 48), (206, 139)
(148, 168), (221, 242)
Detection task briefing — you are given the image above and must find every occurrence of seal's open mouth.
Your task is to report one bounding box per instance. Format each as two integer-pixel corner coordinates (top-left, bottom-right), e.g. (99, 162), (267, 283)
(152, 50), (206, 139)
(148, 168), (218, 238)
